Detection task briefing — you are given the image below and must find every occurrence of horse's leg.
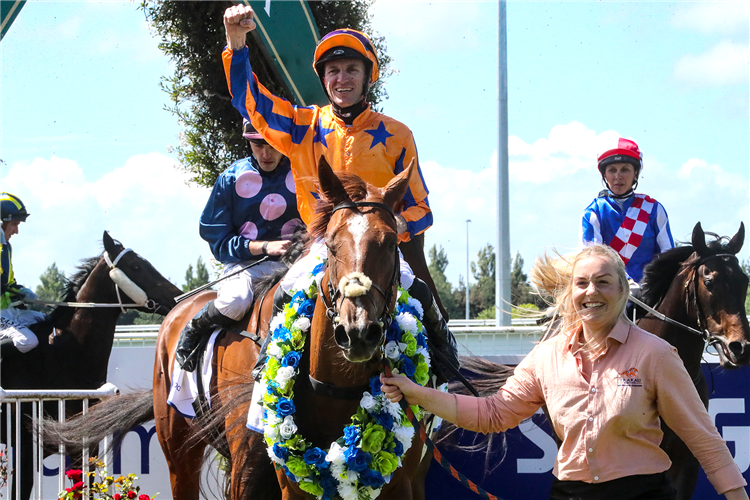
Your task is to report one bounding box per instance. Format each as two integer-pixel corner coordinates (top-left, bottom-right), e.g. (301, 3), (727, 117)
(228, 430), (281, 500)
(410, 451), (432, 500)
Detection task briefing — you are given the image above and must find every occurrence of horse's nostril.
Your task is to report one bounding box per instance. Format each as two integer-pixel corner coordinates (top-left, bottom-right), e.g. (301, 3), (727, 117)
(728, 341), (746, 357)
(366, 323), (383, 345)
(334, 324), (350, 348)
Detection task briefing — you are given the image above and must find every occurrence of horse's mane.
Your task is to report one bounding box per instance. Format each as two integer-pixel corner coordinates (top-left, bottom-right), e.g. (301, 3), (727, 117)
(307, 173), (369, 241)
(640, 232), (734, 308)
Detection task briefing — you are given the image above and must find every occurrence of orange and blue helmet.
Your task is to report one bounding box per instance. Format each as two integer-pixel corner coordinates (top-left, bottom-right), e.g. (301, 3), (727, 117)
(313, 29), (380, 97)
(0, 193), (29, 222)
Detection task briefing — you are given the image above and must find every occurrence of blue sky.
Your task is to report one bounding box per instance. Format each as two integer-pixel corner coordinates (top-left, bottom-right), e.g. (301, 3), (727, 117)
(1, 1), (748, 294)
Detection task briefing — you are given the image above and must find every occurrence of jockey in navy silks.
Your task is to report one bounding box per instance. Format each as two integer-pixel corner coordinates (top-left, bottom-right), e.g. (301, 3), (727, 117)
(174, 122), (303, 372)
(580, 138), (674, 285)
(0, 193), (49, 358)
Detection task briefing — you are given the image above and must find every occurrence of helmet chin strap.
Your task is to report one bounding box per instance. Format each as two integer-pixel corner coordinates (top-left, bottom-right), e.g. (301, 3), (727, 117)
(602, 178), (638, 200)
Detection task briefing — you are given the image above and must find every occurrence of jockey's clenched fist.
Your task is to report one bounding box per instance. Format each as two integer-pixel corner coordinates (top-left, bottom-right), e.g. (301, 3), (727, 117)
(224, 5), (257, 50)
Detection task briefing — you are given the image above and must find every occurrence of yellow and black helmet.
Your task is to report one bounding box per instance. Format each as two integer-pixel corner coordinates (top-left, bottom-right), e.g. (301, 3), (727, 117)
(0, 193), (29, 222)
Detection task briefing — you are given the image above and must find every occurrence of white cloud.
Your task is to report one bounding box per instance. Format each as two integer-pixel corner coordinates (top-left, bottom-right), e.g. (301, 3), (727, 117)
(2, 154), (212, 291)
(674, 41), (750, 87)
(672, 2), (750, 36)
(421, 122), (750, 285)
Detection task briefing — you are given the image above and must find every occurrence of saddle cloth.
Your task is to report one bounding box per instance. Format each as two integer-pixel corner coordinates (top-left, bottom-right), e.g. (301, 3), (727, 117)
(608, 194), (655, 264)
(167, 329), (221, 418)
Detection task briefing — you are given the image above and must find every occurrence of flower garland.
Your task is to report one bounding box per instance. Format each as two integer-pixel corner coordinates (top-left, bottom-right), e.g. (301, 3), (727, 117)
(259, 262), (431, 500)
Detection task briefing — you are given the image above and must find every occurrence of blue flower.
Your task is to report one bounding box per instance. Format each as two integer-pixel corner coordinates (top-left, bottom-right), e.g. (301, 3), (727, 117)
(276, 397), (296, 417)
(282, 351), (301, 369)
(393, 440), (404, 456)
(273, 443), (289, 461)
(319, 469), (338, 500)
(312, 262), (326, 276)
(416, 332), (428, 349)
(267, 380), (280, 395)
(369, 376), (382, 396)
(385, 321), (401, 343)
(400, 356), (416, 378)
(299, 299), (316, 318)
(291, 290), (306, 304)
(303, 447), (328, 468)
(273, 325), (291, 342)
(343, 425), (361, 446)
(283, 465), (298, 482)
(401, 304), (419, 319)
(344, 447), (371, 473)
(359, 469), (385, 488)
(375, 411), (394, 430)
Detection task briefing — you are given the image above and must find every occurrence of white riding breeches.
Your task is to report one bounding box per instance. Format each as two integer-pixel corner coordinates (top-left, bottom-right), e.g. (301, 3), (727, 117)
(0, 307), (43, 352)
(214, 260), (288, 321)
(279, 239), (414, 295)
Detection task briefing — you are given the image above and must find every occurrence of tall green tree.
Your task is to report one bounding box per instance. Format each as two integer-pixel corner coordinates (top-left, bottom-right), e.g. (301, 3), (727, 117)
(183, 256), (210, 293)
(32, 263), (67, 312)
(427, 245), (461, 320)
(510, 252), (545, 308)
(141, 0), (390, 188)
(742, 259), (750, 316)
(470, 244), (496, 319)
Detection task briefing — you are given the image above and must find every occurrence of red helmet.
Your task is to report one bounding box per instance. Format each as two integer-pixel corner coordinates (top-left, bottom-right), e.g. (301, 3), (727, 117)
(313, 29), (380, 87)
(597, 137), (643, 175)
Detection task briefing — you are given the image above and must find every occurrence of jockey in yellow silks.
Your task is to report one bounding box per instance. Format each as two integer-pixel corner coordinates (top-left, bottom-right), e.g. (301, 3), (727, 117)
(1, 193), (48, 358)
(221, 5), (459, 388)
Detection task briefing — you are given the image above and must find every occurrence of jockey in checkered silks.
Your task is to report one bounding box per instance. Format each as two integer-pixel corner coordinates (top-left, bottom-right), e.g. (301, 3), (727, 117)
(580, 138), (674, 297)
(0, 193), (51, 359)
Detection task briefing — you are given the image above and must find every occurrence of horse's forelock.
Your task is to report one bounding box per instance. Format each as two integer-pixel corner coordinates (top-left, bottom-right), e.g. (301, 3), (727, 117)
(309, 173), (371, 240)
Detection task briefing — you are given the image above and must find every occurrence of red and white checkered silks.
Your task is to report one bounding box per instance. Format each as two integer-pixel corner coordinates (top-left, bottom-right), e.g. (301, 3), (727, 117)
(608, 194), (655, 264)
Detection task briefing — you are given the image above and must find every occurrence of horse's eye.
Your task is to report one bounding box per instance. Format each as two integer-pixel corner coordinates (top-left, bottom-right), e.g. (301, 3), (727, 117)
(703, 278), (714, 290)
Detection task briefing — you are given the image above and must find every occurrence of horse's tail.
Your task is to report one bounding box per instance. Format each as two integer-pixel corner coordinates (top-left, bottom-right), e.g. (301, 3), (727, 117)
(434, 354), (515, 478)
(42, 390), (154, 454)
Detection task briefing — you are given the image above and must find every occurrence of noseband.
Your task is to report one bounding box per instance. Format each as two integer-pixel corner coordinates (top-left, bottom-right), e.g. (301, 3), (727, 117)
(103, 248), (162, 313)
(319, 201), (401, 330)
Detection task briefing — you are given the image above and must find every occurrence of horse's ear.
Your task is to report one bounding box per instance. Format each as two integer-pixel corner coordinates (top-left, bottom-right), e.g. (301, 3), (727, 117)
(317, 156), (349, 205)
(726, 222), (745, 255)
(382, 159), (415, 210)
(692, 222), (709, 256)
(102, 231), (120, 255)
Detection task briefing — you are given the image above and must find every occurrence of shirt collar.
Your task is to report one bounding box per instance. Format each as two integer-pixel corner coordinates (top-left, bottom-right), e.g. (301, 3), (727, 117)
(565, 317), (631, 356)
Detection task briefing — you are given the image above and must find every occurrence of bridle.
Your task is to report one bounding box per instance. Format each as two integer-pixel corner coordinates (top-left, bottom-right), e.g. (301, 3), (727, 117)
(631, 252), (740, 371)
(318, 201), (401, 331)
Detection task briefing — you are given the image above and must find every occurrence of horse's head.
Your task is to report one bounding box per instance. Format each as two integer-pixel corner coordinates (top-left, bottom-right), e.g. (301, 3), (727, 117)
(102, 231), (182, 315)
(689, 222), (750, 367)
(311, 157), (414, 363)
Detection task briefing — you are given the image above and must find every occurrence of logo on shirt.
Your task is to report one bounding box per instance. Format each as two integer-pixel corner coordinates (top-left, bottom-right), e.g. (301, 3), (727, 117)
(617, 367), (642, 387)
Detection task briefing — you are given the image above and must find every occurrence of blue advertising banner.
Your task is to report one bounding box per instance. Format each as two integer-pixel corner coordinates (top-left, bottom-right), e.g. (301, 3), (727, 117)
(425, 363), (750, 500)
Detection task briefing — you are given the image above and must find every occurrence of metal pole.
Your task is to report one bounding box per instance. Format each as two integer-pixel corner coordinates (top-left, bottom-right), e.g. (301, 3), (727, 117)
(496, 0), (511, 326)
(465, 219), (471, 320)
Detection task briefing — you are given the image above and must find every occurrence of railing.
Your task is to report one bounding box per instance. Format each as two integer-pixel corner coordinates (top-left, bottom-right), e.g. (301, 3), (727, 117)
(0, 384), (119, 500)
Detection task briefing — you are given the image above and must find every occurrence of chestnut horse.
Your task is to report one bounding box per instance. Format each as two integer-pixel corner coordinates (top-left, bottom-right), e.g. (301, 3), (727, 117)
(46, 159), (430, 500)
(636, 221), (749, 499)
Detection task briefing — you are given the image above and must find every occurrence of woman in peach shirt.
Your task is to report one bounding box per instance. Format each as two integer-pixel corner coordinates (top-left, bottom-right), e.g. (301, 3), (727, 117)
(381, 244), (747, 500)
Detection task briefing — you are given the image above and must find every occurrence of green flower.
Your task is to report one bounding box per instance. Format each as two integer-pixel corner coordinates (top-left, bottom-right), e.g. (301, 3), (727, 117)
(402, 333), (417, 357)
(415, 355), (429, 386)
(299, 480), (324, 496)
(266, 358), (280, 380)
(286, 456), (312, 478)
(372, 451), (399, 476)
(361, 424), (386, 453)
(397, 288), (410, 305)
(286, 435), (309, 451)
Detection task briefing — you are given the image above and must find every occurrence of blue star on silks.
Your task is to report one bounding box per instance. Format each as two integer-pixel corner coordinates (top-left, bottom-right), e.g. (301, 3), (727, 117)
(313, 119), (335, 148)
(365, 121), (393, 149)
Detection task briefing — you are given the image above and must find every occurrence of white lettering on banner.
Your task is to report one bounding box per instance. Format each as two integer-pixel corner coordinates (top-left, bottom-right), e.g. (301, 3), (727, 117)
(709, 398), (749, 473)
(517, 415), (556, 474)
(265, 0), (271, 17)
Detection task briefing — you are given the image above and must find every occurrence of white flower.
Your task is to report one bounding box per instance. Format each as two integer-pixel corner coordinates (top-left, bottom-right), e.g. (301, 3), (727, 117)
(326, 442), (346, 465)
(417, 347), (431, 367)
(269, 315), (283, 331)
(331, 461), (346, 478)
(264, 424), (278, 442)
(360, 392), (377, 412)
(268, 343), (282, 358)
(279, 416), (298, 439)
(267, 446), (285, 465)
(364, 486), (380, 499)
(393, 424), (415, 448)
(266, 413), (282, 426)
(383, 400), (403, 419)
(344, 469), (359, 482)
(275, 366), (295, 385)
(396, 312), (418, 334)
(338, 482), (359, 500)
(292, 316), (311, 332)
(384, 341), (400, 361)
(406, 297), (423, 319)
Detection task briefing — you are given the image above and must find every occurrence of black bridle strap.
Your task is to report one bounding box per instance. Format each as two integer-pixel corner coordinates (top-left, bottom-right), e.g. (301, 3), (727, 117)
(307, 375), (370, 400)
(331, 201), (396, 223)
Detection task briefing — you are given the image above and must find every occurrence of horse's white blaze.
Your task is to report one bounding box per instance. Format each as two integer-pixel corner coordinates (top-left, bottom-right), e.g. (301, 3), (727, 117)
(347, 215), (369, 268)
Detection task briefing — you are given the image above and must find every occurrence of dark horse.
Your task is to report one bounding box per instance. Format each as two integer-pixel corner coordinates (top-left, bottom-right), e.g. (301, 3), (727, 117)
(636, 221), (750, 499)
(3, 231), (181, 500)
(43, 159), (433, 500)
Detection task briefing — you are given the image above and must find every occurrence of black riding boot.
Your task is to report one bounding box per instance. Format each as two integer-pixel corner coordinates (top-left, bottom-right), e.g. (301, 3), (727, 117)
(252, 287), (292, 381)
(175, 300), (234, 372)
(408, 279), (460, 385)
(0, 338), (24, 361)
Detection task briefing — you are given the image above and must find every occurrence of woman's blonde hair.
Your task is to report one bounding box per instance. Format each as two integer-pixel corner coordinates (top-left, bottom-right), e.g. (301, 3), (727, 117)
(530, 244), (630, 353)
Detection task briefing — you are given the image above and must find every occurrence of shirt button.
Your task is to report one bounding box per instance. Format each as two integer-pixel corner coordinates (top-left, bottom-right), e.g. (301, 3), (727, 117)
(594, 476), (599, 481)
(591, 388), (596, 393)
(589, 417), (594, 421)
(588, 448), (593, 452)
